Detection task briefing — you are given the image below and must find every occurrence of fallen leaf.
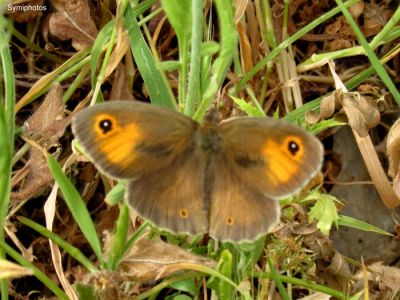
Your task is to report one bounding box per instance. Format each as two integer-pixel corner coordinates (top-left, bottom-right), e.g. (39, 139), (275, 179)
(363, 2), (386, 37)
(6, 0), (46, 23)
(49, 0), (98, 50)
(12, 84), (68, 202)
(354, 262), (400, 297)
(341, 93), (380, 137)
(298, 292), (331, 300)
(109, 64), (134, 100)
(119, 237), (216, 282)
(306, 89), (380, 137)
(305, 90), (340, 124)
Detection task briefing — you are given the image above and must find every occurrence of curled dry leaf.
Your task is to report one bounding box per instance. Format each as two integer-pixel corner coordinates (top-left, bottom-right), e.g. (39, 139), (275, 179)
(305, 90), (340, 124)
(341, 93), (380, 137)
(305, 89), (380, 137)
(326, 60), (399, 208)
(49, 0), (98, 50)
(12, 84), (68, 202)
(119, 237), (216, 282)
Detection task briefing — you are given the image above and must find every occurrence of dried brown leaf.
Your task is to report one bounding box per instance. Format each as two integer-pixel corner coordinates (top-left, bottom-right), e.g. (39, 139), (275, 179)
(325, 17), (354, 37)
(119, 238), (216, 282)
(305, 90), (340, 124)
(24, 84), (65, 146)
(324, 251), (351, 278)
(6, 0), (45, 23)
(49, 0), (98, 50)
(363, 3), (386, 37)
(341, 93), (380, 137)
(298, 292), (331, 300)
(12, 84), (67, 202)
(326, 39), (353, 51)
(354, 262), (400, 296)
(109, 64), (134, 100)
(349, 1), (365, 18)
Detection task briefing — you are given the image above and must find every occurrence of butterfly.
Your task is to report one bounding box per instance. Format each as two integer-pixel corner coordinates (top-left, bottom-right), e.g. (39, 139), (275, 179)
(72, 101), (323, 242)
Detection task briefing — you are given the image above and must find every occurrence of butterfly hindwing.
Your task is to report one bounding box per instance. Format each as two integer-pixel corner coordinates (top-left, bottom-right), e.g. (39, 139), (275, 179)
(208, 152), (280, 242)
(127, 144), (208, 235)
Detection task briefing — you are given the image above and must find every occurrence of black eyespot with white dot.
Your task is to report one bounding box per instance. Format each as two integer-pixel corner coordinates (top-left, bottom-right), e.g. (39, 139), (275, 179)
(287, 140), (300, 156)
(98, 119), (113, 134)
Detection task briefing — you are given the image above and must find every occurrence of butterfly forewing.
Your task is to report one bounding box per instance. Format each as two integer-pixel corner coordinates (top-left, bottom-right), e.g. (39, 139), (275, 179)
(72, 101), (199, 179)
(216, 117), (323, 199)
(72, 101), (208, 235)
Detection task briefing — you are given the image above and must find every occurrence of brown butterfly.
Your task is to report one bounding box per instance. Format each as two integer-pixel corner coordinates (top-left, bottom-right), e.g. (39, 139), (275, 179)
(72, 101), (323, 242)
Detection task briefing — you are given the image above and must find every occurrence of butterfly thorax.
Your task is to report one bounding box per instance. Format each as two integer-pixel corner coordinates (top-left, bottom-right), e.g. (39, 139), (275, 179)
(200, 108), (222, 154)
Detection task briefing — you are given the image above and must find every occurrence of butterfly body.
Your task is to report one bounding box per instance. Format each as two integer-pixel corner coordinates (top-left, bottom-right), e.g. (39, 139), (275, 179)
(72, 101), (323, 242)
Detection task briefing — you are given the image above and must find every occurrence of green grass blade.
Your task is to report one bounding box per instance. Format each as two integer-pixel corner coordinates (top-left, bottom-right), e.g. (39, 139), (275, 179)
(338, 215), (393, 236)
(0, 240), (69, 300)
(16, 49), (90, 111)
(18, 217), (98, 272)
(0, 15), (15, 300)
(253, 271), (347, 299)
(267, 257), (290, 300)
(46, 154), (104, 263)
(185, 0), (202, 116)
(161, 0), (192, 109)
(124, 3), (176, 109)
(106, 203), (130, 270)
(193, 0), (238, 121)
(90, 19), (115, 103)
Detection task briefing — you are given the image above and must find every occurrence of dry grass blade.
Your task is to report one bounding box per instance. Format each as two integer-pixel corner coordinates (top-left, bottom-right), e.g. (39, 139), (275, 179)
(0, 259), (33, 280)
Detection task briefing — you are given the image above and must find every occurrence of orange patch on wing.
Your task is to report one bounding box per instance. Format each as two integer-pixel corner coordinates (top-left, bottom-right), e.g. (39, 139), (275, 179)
(263, 136), (305, 185)
(93, 114), (143, 164)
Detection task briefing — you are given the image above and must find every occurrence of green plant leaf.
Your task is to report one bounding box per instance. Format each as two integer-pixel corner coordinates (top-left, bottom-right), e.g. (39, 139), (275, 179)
(338, 215), (393, 236)
(124, 4), (176, 109)
(231, 96), (265, 117)
(161, 0), (192, 47)
(169, 278), (198, 295)
(306, 191), (339, 235)
(208, 249), (233, 299)
(105, 181), (125, 206)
